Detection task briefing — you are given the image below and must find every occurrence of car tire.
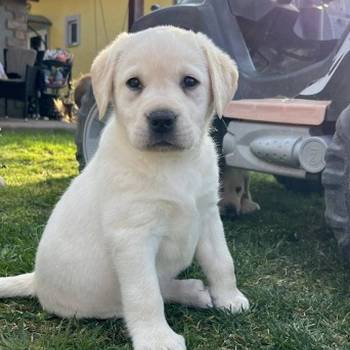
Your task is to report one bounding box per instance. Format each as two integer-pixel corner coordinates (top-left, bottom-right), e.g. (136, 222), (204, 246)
(75, 83), (95, 171)
(75, 83), (110, 171)
(322, 104), (350, 263)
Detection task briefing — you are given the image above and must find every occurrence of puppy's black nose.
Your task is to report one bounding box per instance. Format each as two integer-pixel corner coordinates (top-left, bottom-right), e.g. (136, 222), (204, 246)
(147, 110), (177, 133)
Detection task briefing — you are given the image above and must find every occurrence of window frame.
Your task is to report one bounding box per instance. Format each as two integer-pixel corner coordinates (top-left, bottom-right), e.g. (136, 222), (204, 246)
(65, 15), (80, 47)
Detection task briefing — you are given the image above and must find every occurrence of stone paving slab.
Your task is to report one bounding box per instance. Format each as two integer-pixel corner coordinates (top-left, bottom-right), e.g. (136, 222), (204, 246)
(0, 118), (76, 132)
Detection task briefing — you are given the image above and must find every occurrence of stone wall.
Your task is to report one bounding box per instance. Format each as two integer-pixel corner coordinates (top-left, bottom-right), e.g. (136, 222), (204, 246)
(0, 0), (28, 117)
(5, 0), (28, 48)
(0, 0), (28, 63)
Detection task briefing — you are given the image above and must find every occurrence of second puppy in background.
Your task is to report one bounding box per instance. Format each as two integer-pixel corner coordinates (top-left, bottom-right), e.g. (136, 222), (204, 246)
(220, 167), (260, 217)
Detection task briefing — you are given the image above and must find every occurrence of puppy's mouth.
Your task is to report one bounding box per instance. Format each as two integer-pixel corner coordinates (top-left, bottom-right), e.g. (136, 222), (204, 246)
(146, 139), (185, 152)
(131, 130), (192, 152)
(141, 132), (186, 151)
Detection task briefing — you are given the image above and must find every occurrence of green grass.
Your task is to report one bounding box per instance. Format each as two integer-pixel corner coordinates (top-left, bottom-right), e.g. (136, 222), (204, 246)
(0, 130), (349, 350)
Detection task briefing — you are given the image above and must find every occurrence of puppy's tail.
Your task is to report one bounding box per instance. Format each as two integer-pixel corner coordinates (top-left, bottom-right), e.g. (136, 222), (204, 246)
(0, 272), (35, 298)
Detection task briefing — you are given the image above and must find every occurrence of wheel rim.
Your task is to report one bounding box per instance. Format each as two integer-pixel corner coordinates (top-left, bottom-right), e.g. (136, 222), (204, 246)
(82, 104), (112, 164)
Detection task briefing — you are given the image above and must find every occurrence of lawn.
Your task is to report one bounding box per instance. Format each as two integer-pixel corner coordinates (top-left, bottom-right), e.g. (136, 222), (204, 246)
(0, 130), (349, 350)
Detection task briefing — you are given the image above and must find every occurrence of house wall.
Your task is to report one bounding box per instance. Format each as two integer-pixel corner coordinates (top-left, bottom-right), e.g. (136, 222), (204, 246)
(30, 0), (173, 78)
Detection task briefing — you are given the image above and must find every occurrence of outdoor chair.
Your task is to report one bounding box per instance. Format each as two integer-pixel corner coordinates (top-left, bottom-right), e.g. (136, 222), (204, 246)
(0, 48), (38, 119)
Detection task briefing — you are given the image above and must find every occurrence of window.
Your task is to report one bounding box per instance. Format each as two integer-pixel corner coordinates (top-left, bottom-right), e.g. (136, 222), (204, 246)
(65, 15), (80, 47)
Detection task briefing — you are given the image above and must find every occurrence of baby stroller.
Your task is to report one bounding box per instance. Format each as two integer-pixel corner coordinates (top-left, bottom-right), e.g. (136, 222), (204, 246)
(39, 49), (73, 119)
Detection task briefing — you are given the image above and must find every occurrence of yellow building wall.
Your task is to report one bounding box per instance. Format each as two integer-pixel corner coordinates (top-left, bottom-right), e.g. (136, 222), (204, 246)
(30, 0), (173, 78)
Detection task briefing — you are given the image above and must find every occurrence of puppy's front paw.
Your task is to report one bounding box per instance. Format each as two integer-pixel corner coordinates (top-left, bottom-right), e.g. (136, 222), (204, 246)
(212, 289), (249, 313)
(133, 327), (186, 350)
(240, 198), (260, 215)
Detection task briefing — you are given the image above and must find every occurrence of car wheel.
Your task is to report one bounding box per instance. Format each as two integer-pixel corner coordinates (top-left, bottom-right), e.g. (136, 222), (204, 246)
(75, 84), (110, 171)
(322, 104), (350, 263)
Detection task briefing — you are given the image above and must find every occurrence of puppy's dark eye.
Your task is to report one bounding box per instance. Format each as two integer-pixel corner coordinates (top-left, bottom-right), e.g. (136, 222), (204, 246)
(182, 76), (199, 89)
(235, 186), (242, 194)
(126, 77), (142, 91)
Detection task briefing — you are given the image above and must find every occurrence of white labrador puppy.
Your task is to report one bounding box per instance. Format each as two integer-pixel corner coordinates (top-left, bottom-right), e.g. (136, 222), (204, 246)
(0, 26), (249, 350)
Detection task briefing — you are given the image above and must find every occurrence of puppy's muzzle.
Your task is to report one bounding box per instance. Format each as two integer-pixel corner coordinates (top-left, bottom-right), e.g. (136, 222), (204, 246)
(147, 109), (177, 134)
(220, 203), (240, 218)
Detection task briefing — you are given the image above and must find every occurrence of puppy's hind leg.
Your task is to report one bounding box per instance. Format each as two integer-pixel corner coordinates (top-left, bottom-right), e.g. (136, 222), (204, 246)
(161, 279), (213, 309)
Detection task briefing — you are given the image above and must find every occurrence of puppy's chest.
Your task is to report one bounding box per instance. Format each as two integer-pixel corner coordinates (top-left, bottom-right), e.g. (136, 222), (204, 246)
(154, 163), (217, 277)
(155, 189), (204, 277)
(156, 209), (200, 277)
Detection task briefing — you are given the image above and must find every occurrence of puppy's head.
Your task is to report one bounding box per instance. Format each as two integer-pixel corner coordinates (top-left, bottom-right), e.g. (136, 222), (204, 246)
(91, 26), (238, 151)
(220, 168), (247, 216)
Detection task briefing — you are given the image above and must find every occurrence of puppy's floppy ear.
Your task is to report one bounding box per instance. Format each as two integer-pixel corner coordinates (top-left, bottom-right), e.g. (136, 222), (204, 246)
(90, 32), (129, 119)
(197, 33), (239, 118)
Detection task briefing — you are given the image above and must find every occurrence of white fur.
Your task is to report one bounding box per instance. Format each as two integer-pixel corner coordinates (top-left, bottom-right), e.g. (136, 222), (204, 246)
(0, 27), (249, 350)
(0, 273), (34, 297)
